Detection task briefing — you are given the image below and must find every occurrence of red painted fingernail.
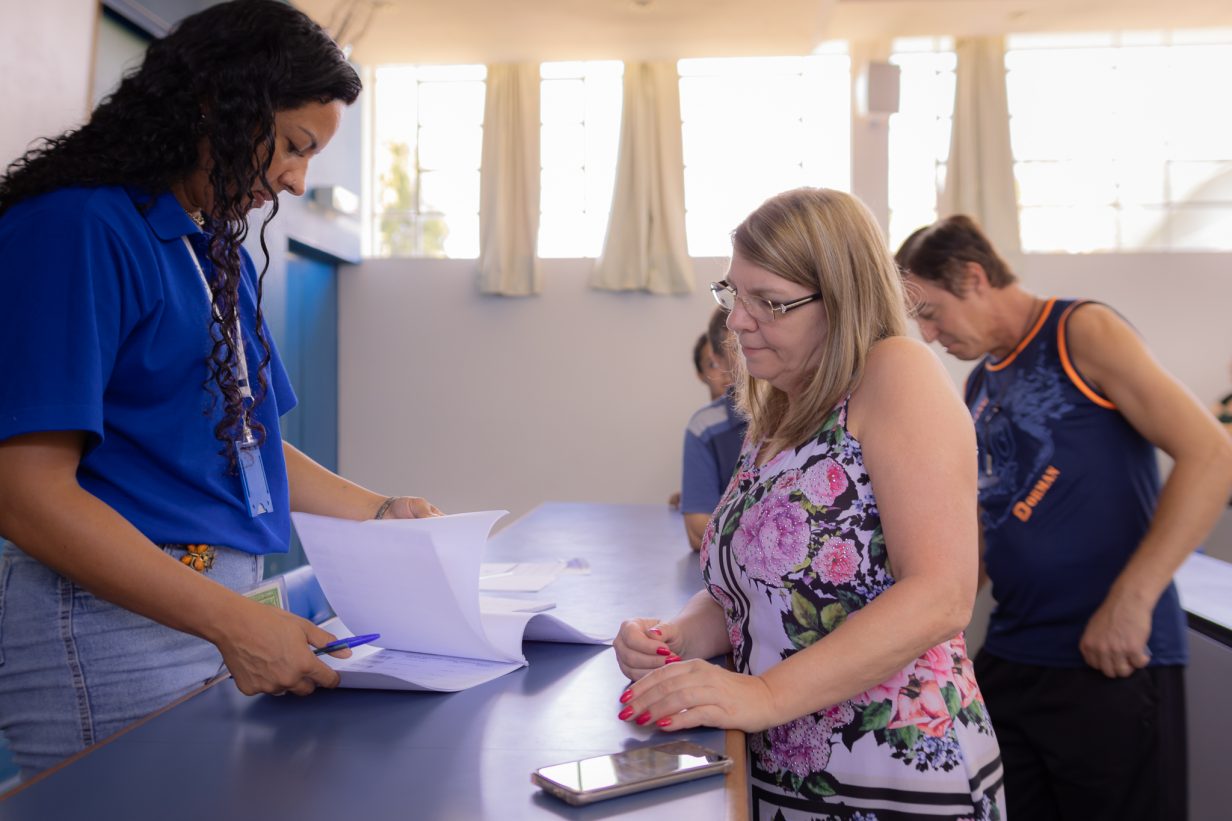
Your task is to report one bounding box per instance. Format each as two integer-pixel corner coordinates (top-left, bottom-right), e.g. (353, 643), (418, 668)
(620, 688), (635, 703)
(635, 711), (652, 725)
(656, 647), (671, 656)
(664, 655), (682, 664)
(647, 627), (663, 636)
(656, 717), (673, 728)
(618, 706), (635, 720)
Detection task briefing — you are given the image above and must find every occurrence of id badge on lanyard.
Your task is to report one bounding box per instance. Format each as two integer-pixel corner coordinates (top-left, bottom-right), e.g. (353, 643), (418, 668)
(236, 431), (274, 516)
(182, 236), (273, 518)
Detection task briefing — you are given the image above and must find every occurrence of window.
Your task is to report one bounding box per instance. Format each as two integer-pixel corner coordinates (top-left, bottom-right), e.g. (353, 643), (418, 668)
(538, 61), (623, 258)
(887, 37), (956, 250)
(367, 64), (486, 258)
(1007, 30), (1232, 252)
(679, 49), (852, 257)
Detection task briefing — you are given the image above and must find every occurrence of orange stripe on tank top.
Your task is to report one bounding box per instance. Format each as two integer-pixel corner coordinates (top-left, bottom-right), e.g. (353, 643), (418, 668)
(1057, 301), (1117, 410)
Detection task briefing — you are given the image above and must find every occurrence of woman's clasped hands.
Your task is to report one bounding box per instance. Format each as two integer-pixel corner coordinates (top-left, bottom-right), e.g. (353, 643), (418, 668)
(613, 617), (778, 734)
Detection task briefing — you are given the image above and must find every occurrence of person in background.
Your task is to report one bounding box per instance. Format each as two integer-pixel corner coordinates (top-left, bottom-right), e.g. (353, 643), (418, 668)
(678, 308), (748, 550)
(897, 214), (1232, 821)
(0, 0), (440, 778)
(667, 327), (733, 510)
(616, 188), (1004, 820)
(696, 330), (732, 403)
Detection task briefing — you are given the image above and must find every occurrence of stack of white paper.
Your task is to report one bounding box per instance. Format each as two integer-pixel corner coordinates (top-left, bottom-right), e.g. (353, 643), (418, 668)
(292, 511), (609, 692)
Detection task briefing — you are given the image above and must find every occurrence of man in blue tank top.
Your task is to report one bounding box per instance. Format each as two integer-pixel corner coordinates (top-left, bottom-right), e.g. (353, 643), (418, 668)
(896, 215), (1232, 821)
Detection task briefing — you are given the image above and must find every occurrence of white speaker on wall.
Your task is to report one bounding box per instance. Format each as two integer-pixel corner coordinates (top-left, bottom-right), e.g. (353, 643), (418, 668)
(859, 61), (901, 116)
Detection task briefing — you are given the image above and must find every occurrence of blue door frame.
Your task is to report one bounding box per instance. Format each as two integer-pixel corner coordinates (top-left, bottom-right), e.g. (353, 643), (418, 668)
(265, 247), (339, 577)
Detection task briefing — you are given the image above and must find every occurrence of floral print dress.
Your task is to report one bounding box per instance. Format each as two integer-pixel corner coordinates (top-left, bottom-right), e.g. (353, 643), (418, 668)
(702, 398), (1006, 821)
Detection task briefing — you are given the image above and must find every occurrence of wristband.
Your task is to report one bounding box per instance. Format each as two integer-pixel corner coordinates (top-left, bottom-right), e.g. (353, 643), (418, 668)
(374, 496), (399, 520)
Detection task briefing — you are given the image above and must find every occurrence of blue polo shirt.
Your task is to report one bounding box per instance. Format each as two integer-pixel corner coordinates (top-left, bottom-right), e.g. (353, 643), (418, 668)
(0, 186), (296, 555)
(680, 392), (747, 515)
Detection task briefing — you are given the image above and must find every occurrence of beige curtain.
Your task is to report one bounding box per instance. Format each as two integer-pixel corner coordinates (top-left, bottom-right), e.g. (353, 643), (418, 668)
(940, 36), (1021, 256)
(478, 63), (542, 296)
(591, 61), (694, 295)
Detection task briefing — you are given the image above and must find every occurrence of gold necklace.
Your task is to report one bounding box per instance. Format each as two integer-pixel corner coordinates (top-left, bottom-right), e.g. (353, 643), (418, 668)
(188, 211), (206, 228)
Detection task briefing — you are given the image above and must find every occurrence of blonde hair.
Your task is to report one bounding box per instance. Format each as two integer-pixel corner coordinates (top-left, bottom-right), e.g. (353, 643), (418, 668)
(730, 188), (908, 455)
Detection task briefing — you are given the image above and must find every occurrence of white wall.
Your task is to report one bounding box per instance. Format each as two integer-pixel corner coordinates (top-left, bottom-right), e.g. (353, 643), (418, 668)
(338, 251), (1232, 528)
(338, 257), (732, 527)
(0, 0), (97, 170)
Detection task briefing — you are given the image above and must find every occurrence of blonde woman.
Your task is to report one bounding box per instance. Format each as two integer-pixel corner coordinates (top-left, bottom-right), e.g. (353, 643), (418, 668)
(614, 189), (1004, 819)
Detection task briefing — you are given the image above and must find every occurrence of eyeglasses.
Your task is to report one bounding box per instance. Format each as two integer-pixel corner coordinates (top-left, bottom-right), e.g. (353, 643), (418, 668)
(709, 280), (822, 323)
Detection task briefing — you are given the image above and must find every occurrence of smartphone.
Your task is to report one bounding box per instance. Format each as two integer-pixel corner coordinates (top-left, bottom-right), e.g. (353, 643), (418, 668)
(531, 739), (733, 806)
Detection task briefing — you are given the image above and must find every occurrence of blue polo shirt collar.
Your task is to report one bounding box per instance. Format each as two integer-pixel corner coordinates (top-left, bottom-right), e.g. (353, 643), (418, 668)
(125, 186), (201, 240)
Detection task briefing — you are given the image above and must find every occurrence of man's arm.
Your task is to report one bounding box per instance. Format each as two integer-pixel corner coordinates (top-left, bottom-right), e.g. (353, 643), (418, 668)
(1068, 304), (1232, 677)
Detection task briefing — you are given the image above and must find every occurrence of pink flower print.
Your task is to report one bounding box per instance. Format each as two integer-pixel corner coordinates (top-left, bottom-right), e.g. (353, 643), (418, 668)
(811, 537), (859, 585)
(699, 518), (717, 565)
(955, 651), (980, 708)
(776, 468), (803, 492)
(857, 664), (912, 707)
(888, 677), (953, 738)
(824, 701), (856, 730)
(950, 631), (970, 656)
(917, 644), (955, 688)
(709, 583), (734, 613)
(759, 715), (834, 778)
(731, 490), (811, 586)
(800, 458), (848, 507)
(728, 621), (743, 656)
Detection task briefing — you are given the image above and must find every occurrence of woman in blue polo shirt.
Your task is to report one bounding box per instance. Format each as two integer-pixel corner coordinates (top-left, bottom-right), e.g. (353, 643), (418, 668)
(0, 1), (439, 777)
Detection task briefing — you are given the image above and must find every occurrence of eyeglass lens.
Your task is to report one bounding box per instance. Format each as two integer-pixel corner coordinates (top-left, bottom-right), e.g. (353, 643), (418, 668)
(712, 283), (775, 322)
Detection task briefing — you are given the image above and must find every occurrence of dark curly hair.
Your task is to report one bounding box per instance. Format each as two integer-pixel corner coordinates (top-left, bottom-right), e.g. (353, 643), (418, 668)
(0, 0), (360, 469)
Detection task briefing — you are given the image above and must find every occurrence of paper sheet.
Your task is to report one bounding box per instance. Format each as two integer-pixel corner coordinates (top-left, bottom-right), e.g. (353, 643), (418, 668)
(294, 510), (517, 661)
(318, 617), (524, 692)
(479, 561), (567, 592)
(292, 511), (612, 692)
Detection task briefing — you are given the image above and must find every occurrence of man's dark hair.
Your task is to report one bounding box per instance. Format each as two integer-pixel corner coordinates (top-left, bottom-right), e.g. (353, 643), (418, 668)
(895, 214), (1016, 296)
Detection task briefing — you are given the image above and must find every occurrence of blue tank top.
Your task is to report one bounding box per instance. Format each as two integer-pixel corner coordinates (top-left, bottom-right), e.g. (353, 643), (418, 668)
(965, 298), (1187, 667)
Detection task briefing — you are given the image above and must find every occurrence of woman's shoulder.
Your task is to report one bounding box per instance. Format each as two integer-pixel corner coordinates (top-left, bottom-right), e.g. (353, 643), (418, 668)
(863, 336), (945, 384)
(849, 336), (960, 438)
(12, 184), (129, 210)
(3, 185), (139, 233)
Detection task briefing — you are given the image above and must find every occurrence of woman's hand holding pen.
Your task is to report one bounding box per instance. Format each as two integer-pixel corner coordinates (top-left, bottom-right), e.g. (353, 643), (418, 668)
(208, 596), (347, 697)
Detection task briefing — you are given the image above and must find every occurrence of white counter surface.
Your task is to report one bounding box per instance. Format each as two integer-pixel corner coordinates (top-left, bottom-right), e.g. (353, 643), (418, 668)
(1176, 552), (1232, 632)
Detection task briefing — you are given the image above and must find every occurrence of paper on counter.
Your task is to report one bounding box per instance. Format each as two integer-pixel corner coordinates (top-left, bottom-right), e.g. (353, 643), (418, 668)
(293, 510), (612, 689)
(479, 561), (567, 592)
(293, 510), (520, 662)
(317, 617), (523, 692)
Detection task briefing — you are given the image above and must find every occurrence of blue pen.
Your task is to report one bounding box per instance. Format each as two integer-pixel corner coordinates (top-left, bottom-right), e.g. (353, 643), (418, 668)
(313, 633), (381, 656)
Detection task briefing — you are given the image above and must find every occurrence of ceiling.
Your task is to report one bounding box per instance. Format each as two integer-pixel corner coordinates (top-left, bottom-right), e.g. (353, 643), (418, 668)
(293, 0), (1232, 65)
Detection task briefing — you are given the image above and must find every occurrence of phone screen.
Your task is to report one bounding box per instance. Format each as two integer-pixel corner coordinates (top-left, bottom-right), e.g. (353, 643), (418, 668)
(535, 740), (728, 796)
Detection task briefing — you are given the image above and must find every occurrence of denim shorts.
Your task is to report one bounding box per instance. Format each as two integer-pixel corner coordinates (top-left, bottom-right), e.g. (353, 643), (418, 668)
(0, 540), (262, 778)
